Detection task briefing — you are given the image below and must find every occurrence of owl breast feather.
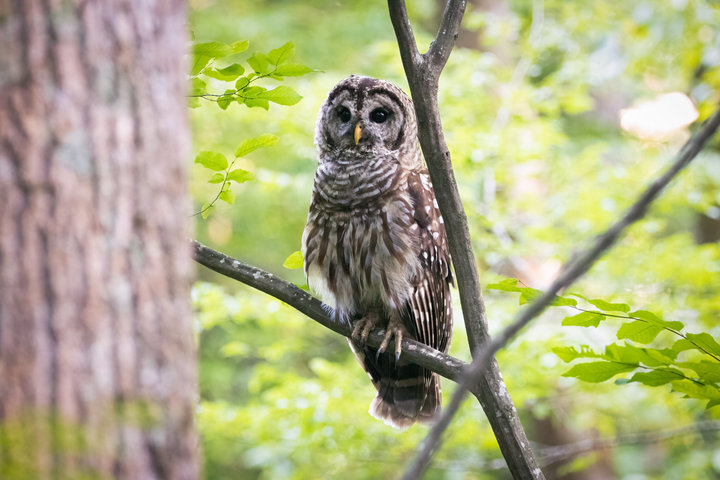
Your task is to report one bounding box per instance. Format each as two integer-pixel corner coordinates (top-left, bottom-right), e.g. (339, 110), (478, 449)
(302, 186), (421, 317)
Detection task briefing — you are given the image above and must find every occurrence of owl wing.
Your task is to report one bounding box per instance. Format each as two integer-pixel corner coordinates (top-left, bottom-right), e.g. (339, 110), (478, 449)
(406, 169), (453, 355)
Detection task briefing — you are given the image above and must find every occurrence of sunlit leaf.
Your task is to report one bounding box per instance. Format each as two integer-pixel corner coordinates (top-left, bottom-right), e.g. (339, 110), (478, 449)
(200, 202), (213, 219)
(562, 361), (637, 383)
(267, 42), (294, 65)
(283, 251), (304, 270)
(204, 63), (245, 81)
(587, 299), (631, 313)
(247, 52), (272, 74)
(274, 63), (313, 77)
(230, 40), (249, 54)
(227, 169), (254, 183)
(486, 278), (521, 292)
(208, 173), (225, 184)
(219, 189), (235, 204)
(630, 369), (686, 386)
(629, 310), (684, 331)
(561, 311), (605, 327)
(235, 134), (278, 157)
(195, 151), (228, 171)
(259, 86), (302, 106)
(616, 321), (663, 344)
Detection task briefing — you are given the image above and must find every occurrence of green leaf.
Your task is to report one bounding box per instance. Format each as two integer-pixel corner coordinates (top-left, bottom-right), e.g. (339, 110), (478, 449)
(283, 251), (304, 270)
(518, 288), (541, 305)
(587, 299), (631, 313)
(204, 63), (245, 81)
(207, 173), (225, 184)
(671, 380), (720, 404)
(604, 343), (674, 367)
(616, 321), (663, 344)
(267, 42), (294, 65)
(190, 77), (207, 96)
(235, 77), (250, 90)
(235, 134), (278, 157)
(188, 96), (200, 109)
(242, 86), (267, 98)
(552, 345), (600, 363)
(551, 296), (578, 307)
(193, 41), (233, 58)
(243, 97), (270, 110)
(629, 310), (684, 330)
(630, 369), (686, 386)
(562, 361), (637, 383)
(195, 151), (228, 171)
(562, 311), (605, 327)
(274, 63), (313, 77)
(247, 52), (272, 75)
(200, 202), (214, 219)
(217, 90), (235, 110)
(191, 41), (231, 75)
(227, 169), (254, 183)
(219, 189), (235, 204)
(486, 278), (521, 292)
(678, 362), (720, 383)
(678, 333), (720, 357)
(230, 40), (249, 54)
(259, 86), (302, 106)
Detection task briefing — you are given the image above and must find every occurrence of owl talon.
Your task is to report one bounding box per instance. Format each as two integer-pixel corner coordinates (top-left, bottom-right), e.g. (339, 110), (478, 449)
(376, 324), (404, 362)
(352, 315), (378, 343)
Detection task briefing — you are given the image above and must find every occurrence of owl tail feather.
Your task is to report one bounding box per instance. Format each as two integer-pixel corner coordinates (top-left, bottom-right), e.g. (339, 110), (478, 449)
(369, 374), (442, 430)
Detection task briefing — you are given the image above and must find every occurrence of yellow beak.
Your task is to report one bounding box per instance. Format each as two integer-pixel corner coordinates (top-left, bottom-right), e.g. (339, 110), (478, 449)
(354, 122), (362, 145)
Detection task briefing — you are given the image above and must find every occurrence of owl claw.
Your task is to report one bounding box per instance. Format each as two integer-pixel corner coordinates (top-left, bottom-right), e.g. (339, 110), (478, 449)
(352, 315), (377, 343)
(377, 325), (404, 362)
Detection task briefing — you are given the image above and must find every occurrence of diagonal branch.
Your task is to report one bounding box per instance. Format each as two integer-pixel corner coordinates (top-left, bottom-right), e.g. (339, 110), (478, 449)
(404, 105), (720, 478)
(191, 240), (472, 390)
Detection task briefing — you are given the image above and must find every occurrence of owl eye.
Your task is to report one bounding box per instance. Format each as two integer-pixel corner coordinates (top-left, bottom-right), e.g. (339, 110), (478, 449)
(370, 108), (389, 123)
(337, 107), (351, 123)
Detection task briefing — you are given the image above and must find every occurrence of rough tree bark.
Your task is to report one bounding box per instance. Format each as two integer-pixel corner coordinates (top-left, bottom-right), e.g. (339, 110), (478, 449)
(0, 2), (197, 479)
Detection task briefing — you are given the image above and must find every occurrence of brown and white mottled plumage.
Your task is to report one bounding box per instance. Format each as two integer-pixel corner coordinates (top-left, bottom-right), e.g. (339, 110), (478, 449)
(302, 75), (453, 429)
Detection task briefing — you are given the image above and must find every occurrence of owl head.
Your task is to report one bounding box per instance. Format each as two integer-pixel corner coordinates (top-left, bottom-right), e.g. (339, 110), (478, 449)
(315, 75), (419, 166)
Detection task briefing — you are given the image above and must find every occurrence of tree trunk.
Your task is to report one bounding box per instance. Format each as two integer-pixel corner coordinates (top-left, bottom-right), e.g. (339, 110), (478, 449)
(0, 1), (197, 479)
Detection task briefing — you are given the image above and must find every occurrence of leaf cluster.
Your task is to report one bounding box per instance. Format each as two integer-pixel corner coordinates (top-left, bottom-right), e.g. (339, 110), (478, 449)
(190, 40), (314, 110)
(190, 40), (316, 218)
(488, 278), (720, 409)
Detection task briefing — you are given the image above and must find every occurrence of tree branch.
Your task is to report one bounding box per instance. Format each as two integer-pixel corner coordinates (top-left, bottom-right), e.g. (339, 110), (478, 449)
(405, 105), (720, 477)
(536, 420), (720, 465)
(191, 240), (473, 390)
(389, 2), (543, 479)
(426, 0), (467, 70)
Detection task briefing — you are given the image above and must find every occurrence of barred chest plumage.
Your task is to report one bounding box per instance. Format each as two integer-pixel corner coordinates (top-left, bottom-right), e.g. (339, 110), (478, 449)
(302, 154), (421, 318)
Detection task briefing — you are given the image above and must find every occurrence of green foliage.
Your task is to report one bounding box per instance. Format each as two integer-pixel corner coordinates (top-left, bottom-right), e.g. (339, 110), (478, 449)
(282, 251), (304, 270)
(489, 278), (720, 409)
(190, 39), (315, 218)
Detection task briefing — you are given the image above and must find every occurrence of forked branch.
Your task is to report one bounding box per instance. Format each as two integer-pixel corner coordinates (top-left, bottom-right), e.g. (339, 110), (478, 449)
(389, 1), (544, 479)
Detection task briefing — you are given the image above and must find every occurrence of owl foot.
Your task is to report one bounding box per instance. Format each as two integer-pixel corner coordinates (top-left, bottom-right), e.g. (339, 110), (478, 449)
(352, 313), (380, 343)
(377, 319), (407, 362)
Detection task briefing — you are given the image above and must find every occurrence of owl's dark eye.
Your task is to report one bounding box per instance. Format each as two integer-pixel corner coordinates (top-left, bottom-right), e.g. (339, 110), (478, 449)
(370, 108), (389, 123)
(337, 107), (351, 123)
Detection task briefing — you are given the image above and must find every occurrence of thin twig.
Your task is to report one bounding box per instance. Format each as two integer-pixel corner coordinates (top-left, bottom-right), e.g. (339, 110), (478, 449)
(404, 105), (720, 478)
(536, 420), (720, 465)
(191, 240), (474, 389)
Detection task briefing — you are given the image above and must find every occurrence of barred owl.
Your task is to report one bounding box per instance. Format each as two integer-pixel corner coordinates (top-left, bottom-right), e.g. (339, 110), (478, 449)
(302, 75), (453, 429)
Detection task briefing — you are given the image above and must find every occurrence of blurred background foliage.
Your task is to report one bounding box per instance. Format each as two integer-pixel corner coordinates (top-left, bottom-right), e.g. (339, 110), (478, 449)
(188, 0), (720, 478)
